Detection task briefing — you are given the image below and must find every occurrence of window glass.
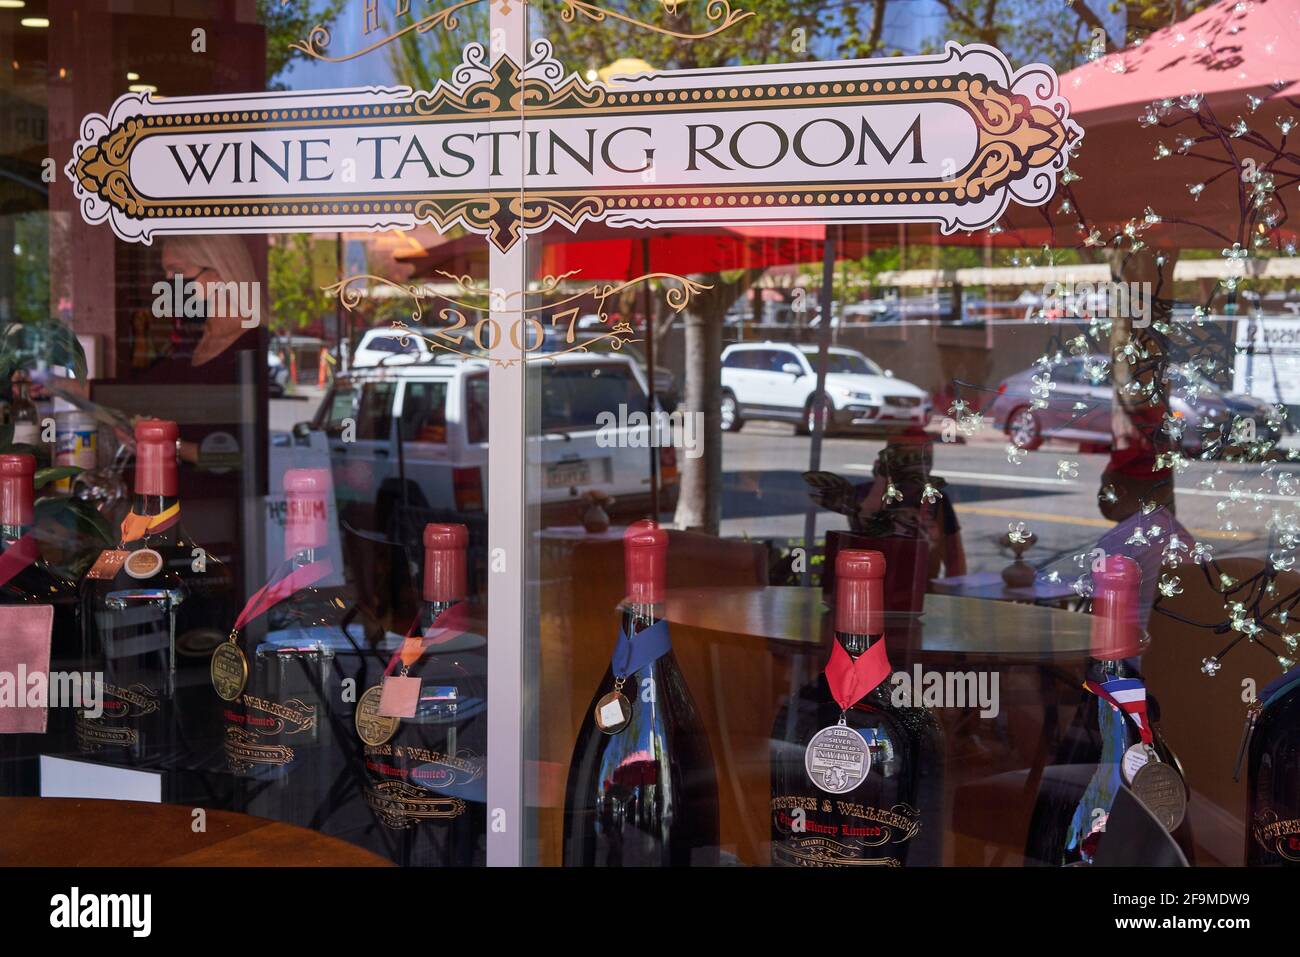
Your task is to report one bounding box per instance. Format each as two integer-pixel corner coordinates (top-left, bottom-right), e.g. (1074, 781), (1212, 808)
(399, 381), (450, 444)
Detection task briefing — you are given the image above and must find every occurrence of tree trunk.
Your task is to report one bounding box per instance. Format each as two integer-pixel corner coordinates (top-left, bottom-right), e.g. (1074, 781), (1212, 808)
(1103, 246), (1179, 520)
(674, 304), (723, 532)
(672, 272), (751, 534)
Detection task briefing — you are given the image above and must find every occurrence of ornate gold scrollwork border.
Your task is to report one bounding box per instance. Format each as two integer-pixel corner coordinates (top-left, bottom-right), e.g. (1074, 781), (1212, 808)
(323, 270), (711, 367)
(289, 0), (754, 64)
(70, 67), (1071, 251)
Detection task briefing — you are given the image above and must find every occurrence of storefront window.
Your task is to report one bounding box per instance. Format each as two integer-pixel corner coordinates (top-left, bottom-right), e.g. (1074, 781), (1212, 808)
(1, 0), (1298, 908)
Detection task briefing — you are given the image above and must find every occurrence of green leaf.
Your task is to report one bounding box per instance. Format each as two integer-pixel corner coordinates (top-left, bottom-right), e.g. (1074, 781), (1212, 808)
(34, 494), (115, 547)
(33, 466), (83, 489)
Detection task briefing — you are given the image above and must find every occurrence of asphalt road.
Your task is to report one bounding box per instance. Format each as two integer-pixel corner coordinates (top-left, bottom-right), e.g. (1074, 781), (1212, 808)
(721, 420), (1284, 580)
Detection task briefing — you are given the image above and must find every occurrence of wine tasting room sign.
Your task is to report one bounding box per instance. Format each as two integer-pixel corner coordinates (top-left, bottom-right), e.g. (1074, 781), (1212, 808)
(67, 41), (1080, 250)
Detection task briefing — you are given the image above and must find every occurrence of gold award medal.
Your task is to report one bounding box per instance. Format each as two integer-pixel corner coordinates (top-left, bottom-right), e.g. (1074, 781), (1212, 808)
(1131, 759), (1187, 831)
(804, 722), (870, 794)
(210, 638), (248, 701)
(356, 684), (400, 746)
(594, 691), (632, 735)
(124, 548), (164, 580)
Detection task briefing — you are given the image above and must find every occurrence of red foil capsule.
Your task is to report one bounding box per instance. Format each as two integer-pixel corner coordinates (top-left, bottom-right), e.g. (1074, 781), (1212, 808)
(0, 454), (35, 528)
(283, 468), (331, 557)
(835, 549), (885, 637)
(1091, 554), (1142, 659)
(135, 419), (178, 497)
(423, 523), (468, 603)
(624, 519), (668, 606)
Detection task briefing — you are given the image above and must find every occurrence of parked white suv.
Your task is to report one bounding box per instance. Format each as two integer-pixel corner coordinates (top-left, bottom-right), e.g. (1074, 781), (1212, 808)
(720, 343), (931, 435)
(311, 351), (678, 526)
(350, 327), (437, 367)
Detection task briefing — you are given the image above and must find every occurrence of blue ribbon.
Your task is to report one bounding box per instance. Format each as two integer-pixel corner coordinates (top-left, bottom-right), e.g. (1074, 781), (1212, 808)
(611, 618), (672, 679)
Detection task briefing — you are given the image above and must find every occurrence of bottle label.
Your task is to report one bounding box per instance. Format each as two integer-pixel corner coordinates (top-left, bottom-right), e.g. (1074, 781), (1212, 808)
(365, 780), (467, 828)
(1252, 809), (1300, 862)
(363, 743), (482, 828)
(224, 725), (295, 772)
(771, 796), (920, 866)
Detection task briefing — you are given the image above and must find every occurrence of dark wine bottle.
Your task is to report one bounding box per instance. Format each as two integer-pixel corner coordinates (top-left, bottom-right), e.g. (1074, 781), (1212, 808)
(359, 523), (486, 866)
(1025, 554), (1192, 865)
(223, 467), (350, 831)
(563, 520), (719, 866)
(0, 453), (79, 796)
(78, 419), (232, 803)
(1245, 666), (1300, 865)
(770, 549), (942, 866)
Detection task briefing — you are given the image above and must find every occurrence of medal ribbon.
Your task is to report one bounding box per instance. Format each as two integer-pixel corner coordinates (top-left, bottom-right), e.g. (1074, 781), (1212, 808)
(383, 602), (472, 677)
(611, 618), (672, 679)
(1083, 676), (1152, 745)
(0, 535), (39, 588)
(120, 503), (181, 544)
(231, 558), (333, 635)
(824, 638), (892, 712)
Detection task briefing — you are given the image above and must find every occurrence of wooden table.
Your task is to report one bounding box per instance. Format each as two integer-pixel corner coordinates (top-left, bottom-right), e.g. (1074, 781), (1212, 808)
(929, 571), (1082, 609)
(0, 798), (393, 866)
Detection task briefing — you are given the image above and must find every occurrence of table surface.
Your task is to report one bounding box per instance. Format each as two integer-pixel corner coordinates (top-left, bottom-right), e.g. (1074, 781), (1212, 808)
(929, 571), (1080, 604)
(0, 798), (393, 867)
(664, 585), (1104, 660)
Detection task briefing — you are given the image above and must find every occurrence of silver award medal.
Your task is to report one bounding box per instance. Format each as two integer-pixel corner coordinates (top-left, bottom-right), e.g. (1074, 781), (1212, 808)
(804, 721), (870, 794)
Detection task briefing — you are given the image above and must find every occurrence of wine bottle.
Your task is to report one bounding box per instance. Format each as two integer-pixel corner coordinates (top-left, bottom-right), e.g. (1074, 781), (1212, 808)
(770, 549), (942, 866)
(1025, 554), (1192, 865)
(0, 453), (79, 796)
(78, 421), (208, 790)
(563, 520), (719, 866)
(220, 467), (350, 831)
(357, 523), (486, 866)
(1244, 666), (1300, 865)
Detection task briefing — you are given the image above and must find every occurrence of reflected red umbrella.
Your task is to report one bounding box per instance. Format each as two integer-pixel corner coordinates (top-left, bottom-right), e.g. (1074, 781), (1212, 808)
(397, 221), (876, 280)
(993, 0), (1300, 249)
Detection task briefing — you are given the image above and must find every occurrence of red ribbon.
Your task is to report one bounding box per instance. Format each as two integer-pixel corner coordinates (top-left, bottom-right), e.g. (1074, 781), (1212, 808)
(383, 602), (471, 677)
(824, 638), (892, 712)
(0, 535), (39, 589)
(232, 559), (333, 634)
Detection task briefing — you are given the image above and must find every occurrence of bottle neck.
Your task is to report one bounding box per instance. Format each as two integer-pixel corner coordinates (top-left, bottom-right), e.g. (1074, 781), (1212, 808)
(0, 524), (30, 550)
(835, 630), (880, 659)
(419, 597), (459, 630)
(621, 600), (661, 635)
(129, 492), (180, 547)
(1086, 656), (1136, 682)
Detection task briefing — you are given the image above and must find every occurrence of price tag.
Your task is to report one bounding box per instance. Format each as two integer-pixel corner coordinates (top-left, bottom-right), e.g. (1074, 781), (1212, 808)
(86, 550), (129, 580)
(378, 675), (422, 718)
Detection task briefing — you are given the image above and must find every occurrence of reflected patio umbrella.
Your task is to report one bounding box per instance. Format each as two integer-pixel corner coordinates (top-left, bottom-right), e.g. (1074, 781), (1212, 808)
(990, 0), (1300, 248)
(396, 221), (873, 280)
